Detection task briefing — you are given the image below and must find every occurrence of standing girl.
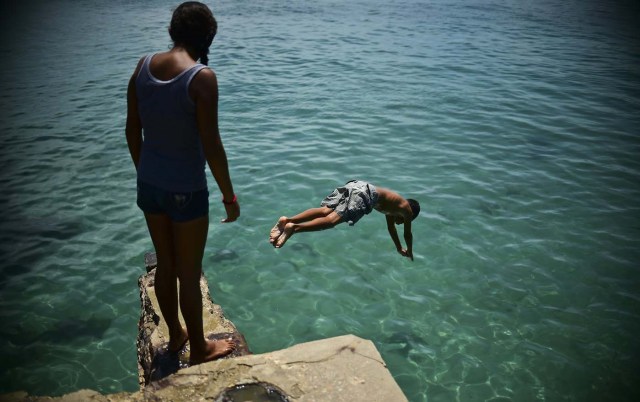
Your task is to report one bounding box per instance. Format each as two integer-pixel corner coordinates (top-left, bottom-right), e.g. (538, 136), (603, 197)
(126, 1), (239, 365)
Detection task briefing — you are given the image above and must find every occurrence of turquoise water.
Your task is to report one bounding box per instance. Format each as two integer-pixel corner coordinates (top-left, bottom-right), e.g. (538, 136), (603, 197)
(1, 0), (639, 400)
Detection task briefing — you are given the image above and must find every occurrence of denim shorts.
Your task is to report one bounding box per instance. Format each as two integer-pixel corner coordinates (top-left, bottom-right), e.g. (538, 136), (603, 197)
(137, 180), (209, 222)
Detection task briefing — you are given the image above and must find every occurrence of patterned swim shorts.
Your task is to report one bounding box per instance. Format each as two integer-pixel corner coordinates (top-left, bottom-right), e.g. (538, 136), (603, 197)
(320, 180), (379, 226)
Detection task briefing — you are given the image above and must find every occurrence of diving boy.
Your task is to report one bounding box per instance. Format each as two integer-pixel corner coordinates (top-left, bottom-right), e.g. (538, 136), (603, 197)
(269, 180), (420, 260)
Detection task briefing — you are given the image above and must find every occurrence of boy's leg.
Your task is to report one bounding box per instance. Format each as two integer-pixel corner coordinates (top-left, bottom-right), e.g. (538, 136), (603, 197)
(288, 207), (334, 223)
(172, 215), (235, 364)
(275, 210), (343, 248)
(269, 207), (333, 244)
(143, 213), (187, 352)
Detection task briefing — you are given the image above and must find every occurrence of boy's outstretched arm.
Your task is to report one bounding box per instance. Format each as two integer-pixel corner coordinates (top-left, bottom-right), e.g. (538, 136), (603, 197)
(386, 216), (412, 260)
(403, 219), (413, 261)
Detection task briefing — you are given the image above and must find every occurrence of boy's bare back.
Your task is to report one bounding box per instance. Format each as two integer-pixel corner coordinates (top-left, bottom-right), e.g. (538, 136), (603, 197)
(373, 187), (415, 222)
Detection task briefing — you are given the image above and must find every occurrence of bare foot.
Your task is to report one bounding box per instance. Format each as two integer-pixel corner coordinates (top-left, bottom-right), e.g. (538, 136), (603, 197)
(275, 222), (295, 248)
(269, 216), (288, 245)
(168, 327), (189, 353)
(189, 338), (236, 365)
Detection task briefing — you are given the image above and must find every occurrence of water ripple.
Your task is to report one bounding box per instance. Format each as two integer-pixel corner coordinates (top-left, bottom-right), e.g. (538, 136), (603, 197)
(1, 0), (639, 400)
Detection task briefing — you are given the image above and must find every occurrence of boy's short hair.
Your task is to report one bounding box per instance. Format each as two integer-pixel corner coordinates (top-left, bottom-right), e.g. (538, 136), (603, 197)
(408, 199), (420, 220)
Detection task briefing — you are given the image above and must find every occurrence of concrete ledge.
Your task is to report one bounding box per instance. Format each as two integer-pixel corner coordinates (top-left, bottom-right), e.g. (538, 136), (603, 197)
(141, 334), (408, 401)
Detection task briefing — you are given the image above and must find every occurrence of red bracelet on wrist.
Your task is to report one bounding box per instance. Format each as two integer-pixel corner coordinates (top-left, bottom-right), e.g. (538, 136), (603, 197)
(222, 194), (237, 205)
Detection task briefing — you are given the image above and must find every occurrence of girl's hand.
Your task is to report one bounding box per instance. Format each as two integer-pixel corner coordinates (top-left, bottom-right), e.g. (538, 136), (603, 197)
(222, 201), (240, 223)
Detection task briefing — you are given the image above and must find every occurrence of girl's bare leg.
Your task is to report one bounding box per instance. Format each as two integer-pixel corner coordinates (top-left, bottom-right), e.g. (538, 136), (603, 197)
(172, 215), (235, 364)
(144, 213), (188, 352)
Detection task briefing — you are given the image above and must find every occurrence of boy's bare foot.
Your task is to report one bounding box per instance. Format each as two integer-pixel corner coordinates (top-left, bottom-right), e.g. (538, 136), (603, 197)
(275, 222), (295, 248)
(269, 216), (288, 245)
(189, 338), (236, 365)
(168, 327), (189, 353)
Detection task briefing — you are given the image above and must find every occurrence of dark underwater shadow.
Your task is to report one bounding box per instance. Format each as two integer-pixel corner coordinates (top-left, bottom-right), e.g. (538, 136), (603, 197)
(384, 330), (430, 359)
(211, 248), (240, 262)
(0, 216), (85, 242)
(290, 242), (318, 257)
(0, 215), (86, 289)
(0, 315), (114, 377)
(0, 316), (113, 347)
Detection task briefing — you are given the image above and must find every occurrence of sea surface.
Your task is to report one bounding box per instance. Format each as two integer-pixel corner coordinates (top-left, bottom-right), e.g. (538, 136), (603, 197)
(1, 0), (639, 401)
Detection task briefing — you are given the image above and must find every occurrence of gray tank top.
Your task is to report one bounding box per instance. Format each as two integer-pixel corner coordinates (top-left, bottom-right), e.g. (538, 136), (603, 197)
(136, 54), (208, 192)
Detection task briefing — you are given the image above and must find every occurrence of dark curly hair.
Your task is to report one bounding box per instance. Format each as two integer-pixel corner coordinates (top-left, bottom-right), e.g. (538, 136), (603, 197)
(169, 2), (217, 65)
(408, 199), (420, 220)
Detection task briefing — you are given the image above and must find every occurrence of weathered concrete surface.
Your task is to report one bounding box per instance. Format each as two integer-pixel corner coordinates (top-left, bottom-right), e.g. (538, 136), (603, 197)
(137, 267), (251, 386)
(139, 334), (408, 402)
(0, 335), (407, 402)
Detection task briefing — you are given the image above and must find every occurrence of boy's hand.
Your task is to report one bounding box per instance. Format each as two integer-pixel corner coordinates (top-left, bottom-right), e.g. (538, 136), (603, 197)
(398, 248), (413, 261)
(222, 201), (240, 223)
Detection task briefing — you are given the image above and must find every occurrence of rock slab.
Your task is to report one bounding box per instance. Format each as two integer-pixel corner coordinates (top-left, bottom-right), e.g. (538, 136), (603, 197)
(137, 267), (251, 386)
